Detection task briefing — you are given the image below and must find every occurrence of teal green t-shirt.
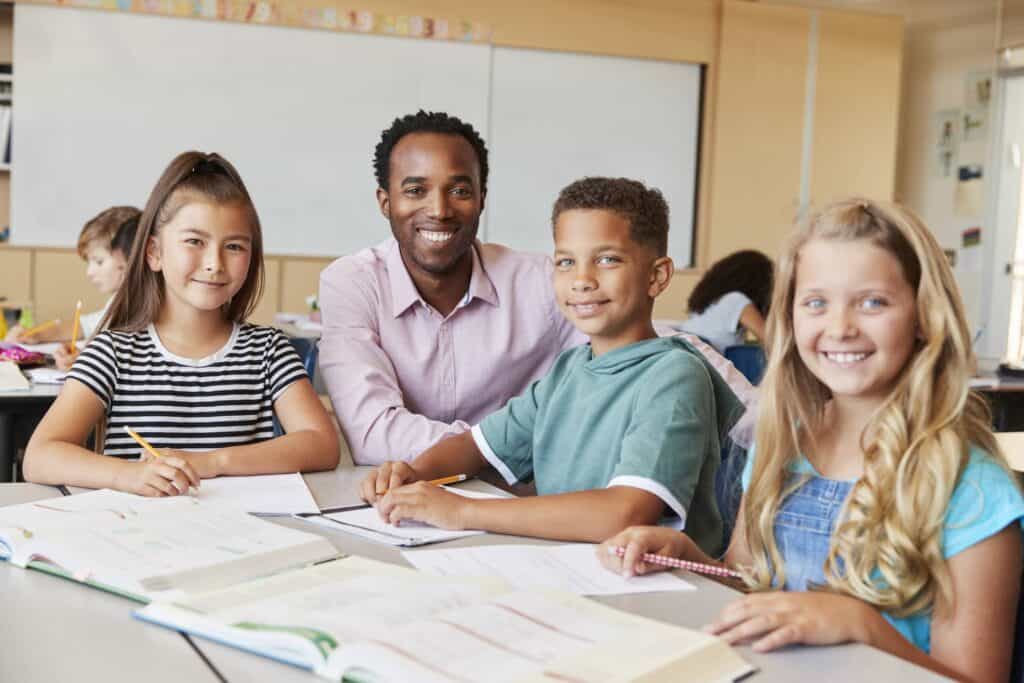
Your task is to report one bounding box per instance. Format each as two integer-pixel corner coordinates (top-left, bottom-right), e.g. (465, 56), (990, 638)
(474, 337), (743, 554)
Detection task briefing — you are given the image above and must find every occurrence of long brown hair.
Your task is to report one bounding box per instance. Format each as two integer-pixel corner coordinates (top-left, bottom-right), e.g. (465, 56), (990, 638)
(743, 197), (1003, 618)
(102, 151), (265, 332)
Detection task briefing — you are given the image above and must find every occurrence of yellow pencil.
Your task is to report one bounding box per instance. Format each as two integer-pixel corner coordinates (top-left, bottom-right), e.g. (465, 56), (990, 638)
(123, 426), (163, 460)
(123, 426), (197, 495)
(23, 318), (59, 338)
(69, 300), (82, 354)
(427, 474), (468, 487)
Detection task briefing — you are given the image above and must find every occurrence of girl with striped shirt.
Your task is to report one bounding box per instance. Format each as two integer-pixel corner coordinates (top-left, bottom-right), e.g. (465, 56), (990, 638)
(24, 151), (339, 496)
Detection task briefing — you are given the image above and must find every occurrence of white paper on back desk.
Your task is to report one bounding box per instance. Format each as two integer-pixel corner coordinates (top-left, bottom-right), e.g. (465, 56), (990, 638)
(196, 473), (319, 515)
(403, 543), (694, 596)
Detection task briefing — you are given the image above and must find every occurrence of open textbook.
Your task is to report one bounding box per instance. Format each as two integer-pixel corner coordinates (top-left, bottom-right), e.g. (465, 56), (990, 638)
(135, 556), (754, 683)
(0, 489), (338, 602)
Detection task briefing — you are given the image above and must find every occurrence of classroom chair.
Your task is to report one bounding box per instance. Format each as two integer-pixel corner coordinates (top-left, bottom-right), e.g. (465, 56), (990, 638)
(724, 344), (766, 386)
(272, 337), (319, 436)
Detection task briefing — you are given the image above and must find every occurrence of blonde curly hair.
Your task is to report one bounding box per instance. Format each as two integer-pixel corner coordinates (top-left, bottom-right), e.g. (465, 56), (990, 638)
(742, 197), (1004, 618)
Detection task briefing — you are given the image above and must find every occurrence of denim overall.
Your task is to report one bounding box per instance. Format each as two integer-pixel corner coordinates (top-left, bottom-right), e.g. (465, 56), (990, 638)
(774, 474), (853, 591)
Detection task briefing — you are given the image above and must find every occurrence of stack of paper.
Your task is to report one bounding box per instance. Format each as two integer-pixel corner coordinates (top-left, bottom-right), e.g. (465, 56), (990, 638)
(0, 361), (29, 391)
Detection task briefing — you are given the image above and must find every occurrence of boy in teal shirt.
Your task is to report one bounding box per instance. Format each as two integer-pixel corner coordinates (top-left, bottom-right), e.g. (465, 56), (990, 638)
(360, 177), (743, 552)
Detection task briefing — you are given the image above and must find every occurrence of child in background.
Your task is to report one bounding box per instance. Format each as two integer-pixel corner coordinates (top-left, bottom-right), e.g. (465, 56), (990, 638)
(360, 177), (743, 549)
(24, 151), (339, 496)
(676, 249), (773, 353)
(6, 207), (141, 369)
(600, 198), (1023, 682)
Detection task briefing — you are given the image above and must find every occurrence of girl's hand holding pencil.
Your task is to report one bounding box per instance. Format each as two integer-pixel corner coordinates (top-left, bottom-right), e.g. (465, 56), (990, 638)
(598, 526), (726, 579)
(116, 426), (200, 497)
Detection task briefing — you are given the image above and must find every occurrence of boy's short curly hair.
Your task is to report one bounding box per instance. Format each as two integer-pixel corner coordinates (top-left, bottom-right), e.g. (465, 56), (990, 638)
(551, 177), (669, 256)
(76, 206), (142, 258)
(373, 110), (489, 194)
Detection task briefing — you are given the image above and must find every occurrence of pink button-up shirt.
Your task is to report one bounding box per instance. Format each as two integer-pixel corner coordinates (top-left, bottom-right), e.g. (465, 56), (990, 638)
(319, 239), (583, 465)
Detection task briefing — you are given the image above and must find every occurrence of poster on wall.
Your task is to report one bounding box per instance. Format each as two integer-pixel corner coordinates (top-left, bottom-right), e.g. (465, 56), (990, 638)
(964, 70), (993, 110)
(955, 165), (984, 216)
(963, 107), (987, 142)
(934, 109), (960, 178)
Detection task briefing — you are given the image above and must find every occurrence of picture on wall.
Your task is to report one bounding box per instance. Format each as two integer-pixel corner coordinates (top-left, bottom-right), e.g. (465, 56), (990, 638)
(934, 109), (960, 178)
(965, 70), (993, 110)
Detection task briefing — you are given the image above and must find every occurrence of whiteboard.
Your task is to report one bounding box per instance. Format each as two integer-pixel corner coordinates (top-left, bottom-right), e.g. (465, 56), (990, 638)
(486, 48), (702, 267)
(12, 6), (702, 264)
(11, 5), (490, 255)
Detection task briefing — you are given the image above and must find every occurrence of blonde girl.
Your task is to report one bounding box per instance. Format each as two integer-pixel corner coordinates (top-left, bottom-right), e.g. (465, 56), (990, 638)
(25, 151), (339, 496)
(599, 197), (1024, 682)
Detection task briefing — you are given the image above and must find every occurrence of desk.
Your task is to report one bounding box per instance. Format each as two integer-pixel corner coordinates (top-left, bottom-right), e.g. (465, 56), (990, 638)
(0, 483), (223, 683)
(2, 472), (948, 682)
(0, 383), (61, 482)
(972, 374), (1024, 431)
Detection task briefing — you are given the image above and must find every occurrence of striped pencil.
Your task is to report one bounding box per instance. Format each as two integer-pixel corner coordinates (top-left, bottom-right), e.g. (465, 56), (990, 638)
(609, 546), (742, 579)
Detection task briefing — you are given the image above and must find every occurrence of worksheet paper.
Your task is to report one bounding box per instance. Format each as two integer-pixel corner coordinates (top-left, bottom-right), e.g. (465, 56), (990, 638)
(403, 543), (695, 596)
(300, 487), (502, 546)
(196, 473), (319, 515)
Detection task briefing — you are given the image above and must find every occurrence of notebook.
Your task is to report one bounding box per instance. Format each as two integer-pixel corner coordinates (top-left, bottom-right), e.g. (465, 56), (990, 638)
(24, 367), (66, 384)
(297, 487), (501, 546)
(0, 360), (29, 391)
(135, 556), (754, 682)
(0, 489), (339, 603)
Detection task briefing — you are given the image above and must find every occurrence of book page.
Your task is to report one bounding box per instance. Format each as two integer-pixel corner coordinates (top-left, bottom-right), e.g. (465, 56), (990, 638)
(136, 557), (507, 668)
(0, 489), (336, 600)
(404, 543), (694, 595)
(195, 473), (319, 515)
(327, 591), (752, 683)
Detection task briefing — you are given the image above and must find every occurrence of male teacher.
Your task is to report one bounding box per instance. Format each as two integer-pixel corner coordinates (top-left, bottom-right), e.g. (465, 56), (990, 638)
(318, 111), (583, 465)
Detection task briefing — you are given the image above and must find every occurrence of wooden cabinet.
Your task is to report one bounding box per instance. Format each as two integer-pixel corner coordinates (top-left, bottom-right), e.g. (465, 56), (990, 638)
(707, 0), (903, 265)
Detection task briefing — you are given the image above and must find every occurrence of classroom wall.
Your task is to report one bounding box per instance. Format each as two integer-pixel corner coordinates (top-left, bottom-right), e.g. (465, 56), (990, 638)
(0, 3), (10, 232)
(894, 4), (998, 338)
(0, 0), (904, 324)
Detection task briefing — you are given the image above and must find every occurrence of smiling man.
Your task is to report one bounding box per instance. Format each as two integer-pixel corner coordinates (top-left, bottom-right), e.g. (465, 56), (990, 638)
(318, 111), (583, 465)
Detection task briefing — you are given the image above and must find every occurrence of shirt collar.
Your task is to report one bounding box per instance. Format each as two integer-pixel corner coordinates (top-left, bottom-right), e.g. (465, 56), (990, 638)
(387, 239), (499, 318)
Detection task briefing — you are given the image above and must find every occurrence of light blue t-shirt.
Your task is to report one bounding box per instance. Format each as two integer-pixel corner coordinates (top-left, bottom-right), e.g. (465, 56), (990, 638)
(741, 445), (1024, 653)
(677, 291), (752, 354)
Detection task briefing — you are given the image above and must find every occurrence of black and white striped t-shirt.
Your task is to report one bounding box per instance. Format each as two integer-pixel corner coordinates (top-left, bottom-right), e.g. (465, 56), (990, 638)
(67, 323), (309, 458)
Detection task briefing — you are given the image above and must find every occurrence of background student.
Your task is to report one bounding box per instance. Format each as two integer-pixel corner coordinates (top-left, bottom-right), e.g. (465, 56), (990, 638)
(24, 150), (339, 496)
(6, 206), (141, 369)
(360, 177), (742, 548)
(676, 249), (774, 353)
(600, 198), (1024, 682)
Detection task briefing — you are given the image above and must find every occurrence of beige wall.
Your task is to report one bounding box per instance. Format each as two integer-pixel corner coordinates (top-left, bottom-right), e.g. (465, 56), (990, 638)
(894, 5), (998, 330)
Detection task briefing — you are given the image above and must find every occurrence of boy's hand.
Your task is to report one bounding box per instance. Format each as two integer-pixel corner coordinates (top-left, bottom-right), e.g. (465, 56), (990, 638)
(707, 592), (872, 652)
(53, 344), (77, 371)
(597, 526), (691, 577)
(376, 481), (469, 529)
(359, 461), (421, 503)
(114, 453), (200, 497)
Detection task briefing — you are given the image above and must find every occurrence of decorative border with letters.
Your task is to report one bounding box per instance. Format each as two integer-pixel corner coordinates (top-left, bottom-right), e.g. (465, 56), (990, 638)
(19, 0), (493, 43)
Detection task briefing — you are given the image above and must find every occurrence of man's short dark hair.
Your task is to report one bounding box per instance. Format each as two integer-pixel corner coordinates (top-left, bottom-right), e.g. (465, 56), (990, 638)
(551, 177), (669, 256)
(373, 110), (489, 195)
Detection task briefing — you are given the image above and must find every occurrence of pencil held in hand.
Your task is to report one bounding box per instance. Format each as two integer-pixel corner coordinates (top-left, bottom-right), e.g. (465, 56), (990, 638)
(609, 546), (742, 579)
(23, 319), (59, 338)
(69, 300), (83, 354)
(427, 474), (468, 486)
(123, 426), (164, 460)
